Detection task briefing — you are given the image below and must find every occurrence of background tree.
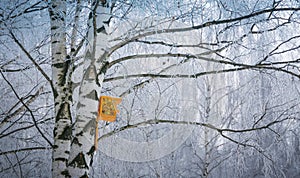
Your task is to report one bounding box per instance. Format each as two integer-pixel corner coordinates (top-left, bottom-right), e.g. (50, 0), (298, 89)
(1, 0), (300, 177)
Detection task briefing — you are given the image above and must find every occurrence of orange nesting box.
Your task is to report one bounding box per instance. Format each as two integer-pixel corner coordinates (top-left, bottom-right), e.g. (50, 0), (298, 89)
(98, 96), (122, 122)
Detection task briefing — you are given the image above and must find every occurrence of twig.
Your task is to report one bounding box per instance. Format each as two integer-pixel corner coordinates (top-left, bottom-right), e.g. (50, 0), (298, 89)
(0, 71), (53, 147)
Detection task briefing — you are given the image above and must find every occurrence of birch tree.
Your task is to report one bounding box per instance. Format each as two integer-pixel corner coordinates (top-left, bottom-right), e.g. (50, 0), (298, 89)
(49, 0), (114, 176)
(1, 0), (300, 177)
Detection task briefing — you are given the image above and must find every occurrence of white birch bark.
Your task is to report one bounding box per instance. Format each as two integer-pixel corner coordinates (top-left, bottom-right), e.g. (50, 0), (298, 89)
(67, 1), (111, 177)
(49, 0), (72, 177)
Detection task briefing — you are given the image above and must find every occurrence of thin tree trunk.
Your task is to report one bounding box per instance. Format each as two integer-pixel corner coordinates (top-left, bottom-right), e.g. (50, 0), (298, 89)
(49, 0), (113, 176)
(67, 1), (112, 177)
(49, 0), (72, 177)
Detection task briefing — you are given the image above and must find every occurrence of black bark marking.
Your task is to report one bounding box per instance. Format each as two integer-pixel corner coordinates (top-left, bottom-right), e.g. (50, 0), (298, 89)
(96, 26), (106, 34)
(58, 125), (72, 140)
(53, 89), (59, 99)
(76, 131), (84, 137)
(72, 137), (82, 147)
(52, 60), (70, 86)
(53, 127), (57, 137)
(55, 102), (71, 122)
(51, 26), (59, 30)
(61, 170), (71, 177)
(51, 40), (59, 44)
(54, 157), (68, 162)
(87, 146), (95, 156)
(68, 152), (88, 169)
(88, 12), (93, 20)
(68, 95), (72, 101)
(90, 154), (93, 166)
(49, 10), (54, 17)
(103, 16), (112, 25)
(52, 62), (65, 68)
(99, 61), (109, 75)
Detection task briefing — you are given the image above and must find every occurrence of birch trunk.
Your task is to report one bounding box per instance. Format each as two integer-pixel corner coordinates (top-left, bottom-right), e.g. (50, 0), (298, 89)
(67, 1), (111, 177)
(49, 1), (72, 177)
(49, 0), (112, 176)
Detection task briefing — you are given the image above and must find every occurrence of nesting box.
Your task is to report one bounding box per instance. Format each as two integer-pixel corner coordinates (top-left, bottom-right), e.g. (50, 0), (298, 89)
(98, 96), (122, 122)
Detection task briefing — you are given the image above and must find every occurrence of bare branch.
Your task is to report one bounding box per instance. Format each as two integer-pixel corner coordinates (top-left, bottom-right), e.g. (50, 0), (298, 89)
(0, 71), (53, 147)
(0, 87), (45, 129)
(109, 7), (300, 55)
(0, 147), (50, 156)
(98, 117), (295, 140)
(9, 31), (52, 87)
(104, 67), (247, 82)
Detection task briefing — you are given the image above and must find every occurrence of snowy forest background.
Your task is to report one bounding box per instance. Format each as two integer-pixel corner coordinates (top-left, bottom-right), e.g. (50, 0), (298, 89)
(1, 0), (300, 177)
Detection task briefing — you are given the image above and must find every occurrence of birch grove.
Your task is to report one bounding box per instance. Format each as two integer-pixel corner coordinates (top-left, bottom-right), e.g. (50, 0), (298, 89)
(1, 0), (300, 177)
